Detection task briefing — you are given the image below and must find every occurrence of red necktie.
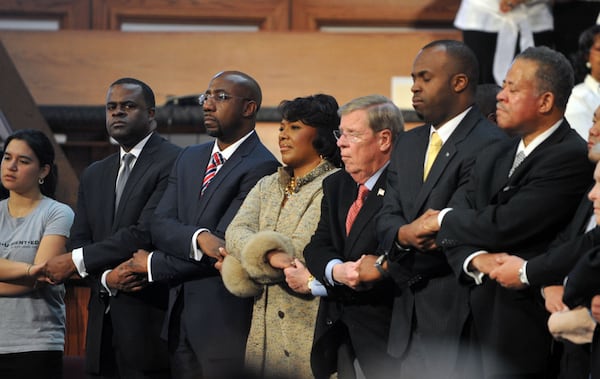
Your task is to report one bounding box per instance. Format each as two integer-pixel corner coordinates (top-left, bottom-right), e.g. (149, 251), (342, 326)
(345, 184), (369, 235)
(201, 152), (224, 195)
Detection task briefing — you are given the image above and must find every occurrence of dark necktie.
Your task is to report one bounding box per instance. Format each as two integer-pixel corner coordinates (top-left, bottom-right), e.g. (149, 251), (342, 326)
(115, 153), (134, 210)
(345, 184), (369, 235)
(201, 152), (224, 195)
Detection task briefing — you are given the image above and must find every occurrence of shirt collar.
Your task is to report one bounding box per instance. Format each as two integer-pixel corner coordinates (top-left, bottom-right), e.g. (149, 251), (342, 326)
(517, 119), (563, 157)
(429, 106), (472, 143)
(363, 161), (390, 191)
(119, 132), (153, 161)
(210, 130), (255, 160)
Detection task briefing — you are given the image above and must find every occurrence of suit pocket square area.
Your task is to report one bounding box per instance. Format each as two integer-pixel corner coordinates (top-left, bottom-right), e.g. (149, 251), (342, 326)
(547, 307), (597, 344)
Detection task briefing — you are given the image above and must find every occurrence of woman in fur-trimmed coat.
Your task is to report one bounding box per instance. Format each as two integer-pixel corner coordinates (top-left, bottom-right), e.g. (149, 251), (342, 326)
(220, 94), (341, 379)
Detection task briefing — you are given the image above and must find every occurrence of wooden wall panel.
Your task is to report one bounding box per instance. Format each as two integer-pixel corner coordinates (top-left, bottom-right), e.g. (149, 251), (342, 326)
(0, 0), (90, 29)
(291, 0), (460, 31)
(0, 30), (460, 109)
(91, 0), (290, 30)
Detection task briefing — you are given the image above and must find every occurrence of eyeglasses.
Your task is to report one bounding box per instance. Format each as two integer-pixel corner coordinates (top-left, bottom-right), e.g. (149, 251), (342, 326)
(199, 92), (249, 105)
(333, 130), (364, 143)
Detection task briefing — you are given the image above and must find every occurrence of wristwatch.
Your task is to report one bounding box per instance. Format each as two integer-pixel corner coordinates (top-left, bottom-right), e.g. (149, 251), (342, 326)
(518, 261), (530, 286)
(374, 254), (389, 278)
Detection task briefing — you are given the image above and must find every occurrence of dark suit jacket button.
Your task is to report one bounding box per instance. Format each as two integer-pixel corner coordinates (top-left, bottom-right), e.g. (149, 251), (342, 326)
(278, 311), (285, 319)
(326, 319), (333, 326)
(284, 350), (290, 357)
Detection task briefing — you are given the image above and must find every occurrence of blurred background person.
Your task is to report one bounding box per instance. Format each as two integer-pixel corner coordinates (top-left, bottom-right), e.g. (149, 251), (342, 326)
(0, 129), (74, 379)
(454, 0), (554, 85)
(566, 25), (600, 139)
(220, 94), (341, 379)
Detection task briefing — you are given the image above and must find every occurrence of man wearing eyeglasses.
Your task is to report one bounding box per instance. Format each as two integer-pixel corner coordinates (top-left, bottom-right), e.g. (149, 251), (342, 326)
(369, 40), (506, 378)
(122, 71), (279, 379)
(304, 95), (404, 379)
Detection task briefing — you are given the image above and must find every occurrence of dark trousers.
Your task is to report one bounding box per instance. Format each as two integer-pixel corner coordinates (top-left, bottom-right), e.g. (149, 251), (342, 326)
(0, 350), (62, 379)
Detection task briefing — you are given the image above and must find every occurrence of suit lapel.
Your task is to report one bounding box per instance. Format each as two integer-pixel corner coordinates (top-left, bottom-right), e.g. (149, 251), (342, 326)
(346, 171), (387, 252)
(195, 132), (259, 219)
(411, 107), (479, 219)
(113, 134), (160, 224)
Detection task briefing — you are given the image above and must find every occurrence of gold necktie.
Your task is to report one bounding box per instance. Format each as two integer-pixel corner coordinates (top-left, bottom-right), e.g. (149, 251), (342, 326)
(424, 131), (442, 180)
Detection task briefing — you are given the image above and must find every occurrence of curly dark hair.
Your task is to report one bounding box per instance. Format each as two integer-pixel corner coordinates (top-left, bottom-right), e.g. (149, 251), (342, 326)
(278, 94), (341, 167)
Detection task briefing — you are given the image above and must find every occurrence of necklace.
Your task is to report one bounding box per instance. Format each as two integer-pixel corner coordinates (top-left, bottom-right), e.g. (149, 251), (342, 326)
(284, 176), (297, 199)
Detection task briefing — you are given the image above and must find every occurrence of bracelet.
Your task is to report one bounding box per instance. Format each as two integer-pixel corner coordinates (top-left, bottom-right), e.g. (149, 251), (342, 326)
(26, 264), (33, 278)
(307, 274), (315, 292)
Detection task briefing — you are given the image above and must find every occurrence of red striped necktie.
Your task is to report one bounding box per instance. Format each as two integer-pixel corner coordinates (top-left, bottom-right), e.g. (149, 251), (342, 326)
(345, 184), (369, 235)
(201, 152), (224, 195)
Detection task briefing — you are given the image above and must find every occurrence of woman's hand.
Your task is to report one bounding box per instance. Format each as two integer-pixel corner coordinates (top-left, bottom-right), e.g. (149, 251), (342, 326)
(266, 249), (294, 269)
(284, 259), (312, 294)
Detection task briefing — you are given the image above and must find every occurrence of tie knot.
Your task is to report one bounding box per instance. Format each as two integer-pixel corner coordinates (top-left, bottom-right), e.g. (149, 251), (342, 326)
(357, 184), (369, 201)
(430, 131), (442, 147)
(122, 153), (134, 166)
(212, 152), (224, 166)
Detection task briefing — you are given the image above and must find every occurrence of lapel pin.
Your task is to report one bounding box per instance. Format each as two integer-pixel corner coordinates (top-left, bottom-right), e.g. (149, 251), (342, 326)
(377, 188), (385, 196)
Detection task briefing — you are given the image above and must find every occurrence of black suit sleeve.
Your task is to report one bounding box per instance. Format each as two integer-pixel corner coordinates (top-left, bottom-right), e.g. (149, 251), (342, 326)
(564, 245), (600, 309)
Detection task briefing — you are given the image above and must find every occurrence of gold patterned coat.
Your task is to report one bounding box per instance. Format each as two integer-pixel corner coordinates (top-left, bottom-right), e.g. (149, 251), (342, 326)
(222, 161), (337, 379)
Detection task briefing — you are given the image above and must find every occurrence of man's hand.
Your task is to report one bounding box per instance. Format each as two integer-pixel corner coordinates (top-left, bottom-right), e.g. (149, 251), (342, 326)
(397, 209), (440, 251)
(283, 259), (311, 294)
(214, 247), (229, 272)
(127, 249), (150, 274)
(591, 295), (600, 323)
(470, 252), (509, 275)
(356, 254), (383, 284)
(43, 253), (78, 284)
(332, 258), (362, 289)
(543, 285), (568, 314)
(489, 255), (526, 289)
(106, 263), (147, 292)
(196, 231), (225, 260)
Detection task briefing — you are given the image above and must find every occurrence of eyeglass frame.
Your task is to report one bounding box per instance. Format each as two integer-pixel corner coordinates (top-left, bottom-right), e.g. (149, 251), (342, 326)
(333, 129), (367, 143)
(198, 91), (251, 105)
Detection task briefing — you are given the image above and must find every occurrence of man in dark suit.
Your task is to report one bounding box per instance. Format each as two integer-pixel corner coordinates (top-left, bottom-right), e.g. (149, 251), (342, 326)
(428, 46), (594, 378)
(487, 140), (600, 379)
(304, 95), (404, 379)
(43, 77), (181, 378)
(369, 40), (506, 378)
(126, 71), (279, 379)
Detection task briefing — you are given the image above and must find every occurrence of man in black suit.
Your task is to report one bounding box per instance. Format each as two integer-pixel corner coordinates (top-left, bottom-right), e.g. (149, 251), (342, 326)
(304, 95), (404, 379)
(428, 46), (594, 378)
(43, 78), (181, 378)
(370, 40), (506, 378)
(126, 71), (279, 379)
(487, 132), (600, 379)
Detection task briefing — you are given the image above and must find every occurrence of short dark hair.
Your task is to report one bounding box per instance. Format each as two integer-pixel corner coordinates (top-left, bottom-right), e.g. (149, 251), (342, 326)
(573, 25), (600, 83)
(423, 39), (480, 93)
(110, 77), (156, 109)
(2, 129), (57, 198)
(279, 94), (341, 167)
(517, 46), (574, 110)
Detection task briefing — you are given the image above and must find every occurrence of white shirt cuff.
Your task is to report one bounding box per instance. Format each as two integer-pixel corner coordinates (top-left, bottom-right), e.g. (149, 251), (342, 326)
(72, 248), (88, 278)
(438, 207), (453, 226)
(147, 251), (154, 283)
(325, 259), (344, 286)
(100, 270), (118, 296)
(310, 280), (328, 297)
(191, 229), (210, 261)
(464, 250), (488, 285)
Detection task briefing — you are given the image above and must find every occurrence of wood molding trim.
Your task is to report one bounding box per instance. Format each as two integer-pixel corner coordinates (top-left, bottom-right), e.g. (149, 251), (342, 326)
(0, 0), (90, 29)
(91, 0), (290, 30)
(291, 0), (460, 31)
